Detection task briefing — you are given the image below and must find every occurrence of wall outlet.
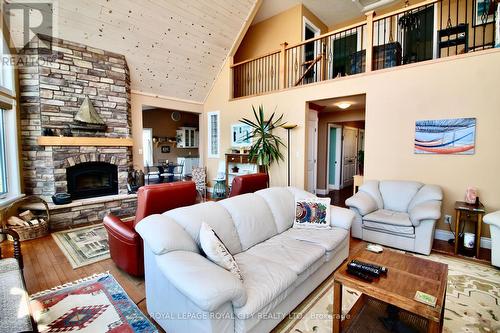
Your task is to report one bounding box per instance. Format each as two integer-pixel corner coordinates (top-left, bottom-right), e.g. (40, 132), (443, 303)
(444, 215), (452, 225)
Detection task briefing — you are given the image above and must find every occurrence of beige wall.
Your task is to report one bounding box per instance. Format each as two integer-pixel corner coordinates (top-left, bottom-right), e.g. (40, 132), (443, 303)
(301, 5), (328, 35)
(234, 5), (302, 62)
(204, 49), (500, 237)
(130, 92), (203, 170)
(317, 109), (366, 189)
(234, 5), (328, 63)
(142, 109), (199, 164)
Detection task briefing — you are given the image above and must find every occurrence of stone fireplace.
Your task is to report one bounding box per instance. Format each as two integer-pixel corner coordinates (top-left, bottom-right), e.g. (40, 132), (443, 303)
(19, 35), (136, 230)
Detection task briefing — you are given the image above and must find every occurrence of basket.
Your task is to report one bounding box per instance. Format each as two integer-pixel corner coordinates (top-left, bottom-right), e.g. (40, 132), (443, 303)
(1, 195), (50, 241)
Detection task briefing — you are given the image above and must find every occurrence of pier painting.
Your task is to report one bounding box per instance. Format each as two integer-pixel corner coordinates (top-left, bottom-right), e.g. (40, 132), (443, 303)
(415, 118), (476, 155)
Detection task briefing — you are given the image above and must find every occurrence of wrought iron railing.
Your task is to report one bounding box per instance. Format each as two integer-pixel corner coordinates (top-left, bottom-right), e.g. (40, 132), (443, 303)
(285, 24), (367, 88)
(231, 50), (280, 98)
(231, 0), (497, 98)
(373, 0), (497, 70)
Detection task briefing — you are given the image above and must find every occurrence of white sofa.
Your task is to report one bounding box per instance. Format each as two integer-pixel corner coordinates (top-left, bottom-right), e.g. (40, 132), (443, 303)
(484, 211), (500, 267)
(345, 180), (443, 255)
(136, 187), (354, 333)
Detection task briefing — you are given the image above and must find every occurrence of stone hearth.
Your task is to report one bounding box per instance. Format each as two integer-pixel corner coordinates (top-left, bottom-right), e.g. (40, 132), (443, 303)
(19, 35), (136, 229)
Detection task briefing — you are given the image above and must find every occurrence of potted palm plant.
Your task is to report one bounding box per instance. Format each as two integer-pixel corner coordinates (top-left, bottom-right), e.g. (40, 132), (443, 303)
(240, 105), (286, 173)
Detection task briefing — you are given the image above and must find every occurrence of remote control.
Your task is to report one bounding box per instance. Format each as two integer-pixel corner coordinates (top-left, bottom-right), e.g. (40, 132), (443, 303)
(347, 266), (373, 282)
(348, 261), (381, 277)
(352, 260), (388, 275)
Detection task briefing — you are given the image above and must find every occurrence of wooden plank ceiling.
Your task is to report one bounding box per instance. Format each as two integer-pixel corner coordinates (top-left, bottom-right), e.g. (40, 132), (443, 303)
(51, 0), (256, 102)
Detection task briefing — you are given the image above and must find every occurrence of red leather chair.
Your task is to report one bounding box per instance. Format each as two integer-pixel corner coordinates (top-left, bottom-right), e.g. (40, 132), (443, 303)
(229, 173), (269, 197)
(103, 181), (196, 276)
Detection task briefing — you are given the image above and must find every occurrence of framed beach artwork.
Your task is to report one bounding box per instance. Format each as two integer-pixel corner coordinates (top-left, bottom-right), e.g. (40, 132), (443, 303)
(414, 118), (476, 155)
(231, 123), (252, 147)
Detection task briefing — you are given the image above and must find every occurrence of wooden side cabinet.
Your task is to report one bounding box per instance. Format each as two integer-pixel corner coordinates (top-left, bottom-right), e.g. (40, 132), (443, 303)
(224, 153), (264, 188)
(454, 201), (485, 258)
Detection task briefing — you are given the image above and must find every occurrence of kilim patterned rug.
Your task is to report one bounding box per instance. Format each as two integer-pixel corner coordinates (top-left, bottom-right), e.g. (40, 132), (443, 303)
(52, 224), (110, 269)
(30, 273), (157, 333)
(274, 253), (500, 333)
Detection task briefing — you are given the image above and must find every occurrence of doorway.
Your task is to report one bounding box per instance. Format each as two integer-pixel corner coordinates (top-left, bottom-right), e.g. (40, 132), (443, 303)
(327, 124), (342, 190)
(342, 127), (358, 188)
(303, 17), (321, 84)
(306, 94), (366, 202)
(142, 128), (153, 167)
(141, 106), (200, 183)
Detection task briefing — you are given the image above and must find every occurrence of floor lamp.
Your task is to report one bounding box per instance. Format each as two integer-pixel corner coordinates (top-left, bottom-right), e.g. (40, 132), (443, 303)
(282, 124), (297, 186)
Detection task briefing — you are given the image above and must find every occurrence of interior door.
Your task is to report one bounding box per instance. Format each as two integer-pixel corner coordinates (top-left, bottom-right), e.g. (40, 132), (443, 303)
(303, 24), (317, 83)
(306, 112), (318, 193)
(342, 127), (358, 187)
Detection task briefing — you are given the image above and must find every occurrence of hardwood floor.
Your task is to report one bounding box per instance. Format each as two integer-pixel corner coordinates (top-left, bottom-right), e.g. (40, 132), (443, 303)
(0, 232), (492, 331)
(318, 186), (353, 208)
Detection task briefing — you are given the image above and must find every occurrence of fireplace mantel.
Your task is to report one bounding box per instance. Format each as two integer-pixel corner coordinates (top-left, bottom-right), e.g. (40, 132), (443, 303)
(37, 136), (134, 147)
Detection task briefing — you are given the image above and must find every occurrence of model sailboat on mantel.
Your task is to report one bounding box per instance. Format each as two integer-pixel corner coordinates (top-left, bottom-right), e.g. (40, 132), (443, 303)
(72, 96), (107, 131)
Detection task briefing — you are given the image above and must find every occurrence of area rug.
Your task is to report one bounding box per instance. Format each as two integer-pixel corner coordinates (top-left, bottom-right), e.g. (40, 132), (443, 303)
(30, 273), (157, 333)
(52, 224), (110, 269)
(274, 253), (500, 333)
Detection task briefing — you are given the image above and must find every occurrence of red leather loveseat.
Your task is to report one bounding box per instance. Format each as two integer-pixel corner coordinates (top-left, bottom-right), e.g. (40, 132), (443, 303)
(103, 181), (196, 276)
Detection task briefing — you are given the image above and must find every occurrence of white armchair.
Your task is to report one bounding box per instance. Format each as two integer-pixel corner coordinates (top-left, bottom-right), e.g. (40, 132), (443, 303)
(483, 211), (500, 267)
(345, 180), (443, 255)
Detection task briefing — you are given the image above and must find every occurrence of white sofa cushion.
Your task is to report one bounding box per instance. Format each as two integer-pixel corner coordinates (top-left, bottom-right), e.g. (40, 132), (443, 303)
(363, 209), (414, 235)
(219, 194), (278, 251)
(255, 187), (295, 233)
(233, 252), (297, 318)
(363, 221), (414, 235)
(245, 233), (325, 274)
(379, 180), (423, 212)
(282, 227), (348, 252)
(364, 209), (412, 226)
(199, 222), (243, 281)
(164, 201), (242, 255)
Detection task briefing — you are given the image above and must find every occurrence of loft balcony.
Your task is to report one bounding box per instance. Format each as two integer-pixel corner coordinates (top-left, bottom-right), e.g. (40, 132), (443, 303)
(231, 0), (498, 99)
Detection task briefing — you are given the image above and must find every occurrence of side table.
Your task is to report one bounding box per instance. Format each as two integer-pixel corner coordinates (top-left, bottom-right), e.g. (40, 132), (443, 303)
(454, 201), (486, 258)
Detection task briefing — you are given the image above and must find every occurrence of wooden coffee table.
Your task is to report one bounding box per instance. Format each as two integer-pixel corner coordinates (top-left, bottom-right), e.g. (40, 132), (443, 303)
(333, 249), (447, 333)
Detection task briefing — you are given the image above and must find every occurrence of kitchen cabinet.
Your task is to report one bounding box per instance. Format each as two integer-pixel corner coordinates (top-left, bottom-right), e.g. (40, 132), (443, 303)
(176, 127), (198, 148)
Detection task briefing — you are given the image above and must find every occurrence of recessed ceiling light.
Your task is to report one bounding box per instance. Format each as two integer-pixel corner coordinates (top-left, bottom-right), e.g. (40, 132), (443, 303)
(336, 102), (351, 109)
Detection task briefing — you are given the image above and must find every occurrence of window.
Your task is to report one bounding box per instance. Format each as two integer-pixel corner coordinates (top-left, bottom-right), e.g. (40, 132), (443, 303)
(0, 110), (7, 196)
(0, 28), (21, 205)
(207, 111), (220, 158)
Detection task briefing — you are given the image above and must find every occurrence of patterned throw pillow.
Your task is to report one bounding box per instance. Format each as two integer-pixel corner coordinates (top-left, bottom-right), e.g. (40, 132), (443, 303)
(199, 222), (243, 281)
(293, 197), (331, 229)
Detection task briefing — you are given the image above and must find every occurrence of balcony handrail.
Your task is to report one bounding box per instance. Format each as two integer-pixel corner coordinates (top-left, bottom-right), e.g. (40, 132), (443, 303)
(231, 49), (281, 68)
(231, 0), (495, 98)
(285, 22), (368, 51)
(373, 0), (438, 22)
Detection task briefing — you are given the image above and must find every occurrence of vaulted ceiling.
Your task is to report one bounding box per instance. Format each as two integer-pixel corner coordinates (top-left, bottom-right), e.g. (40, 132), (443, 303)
(22, 0), (257, 102)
